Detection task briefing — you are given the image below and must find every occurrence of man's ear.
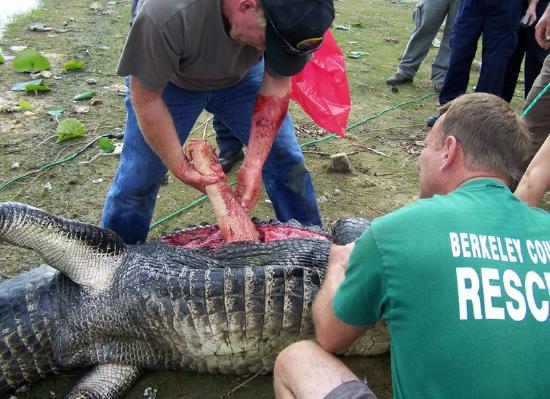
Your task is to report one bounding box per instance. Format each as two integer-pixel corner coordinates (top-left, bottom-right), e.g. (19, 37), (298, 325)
(239, 0), (258, 12)
(440, 135), (460, 171)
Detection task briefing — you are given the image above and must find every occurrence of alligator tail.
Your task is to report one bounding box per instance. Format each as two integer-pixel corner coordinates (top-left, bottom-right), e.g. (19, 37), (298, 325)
(0, 266), (66, 395)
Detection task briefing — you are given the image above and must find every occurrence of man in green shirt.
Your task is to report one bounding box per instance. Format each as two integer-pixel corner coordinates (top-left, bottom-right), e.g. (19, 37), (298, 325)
(273, 93), (550, 398)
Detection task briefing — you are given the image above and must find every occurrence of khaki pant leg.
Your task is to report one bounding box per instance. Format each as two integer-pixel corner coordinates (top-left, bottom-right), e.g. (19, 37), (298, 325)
(524, 54), (550, 153)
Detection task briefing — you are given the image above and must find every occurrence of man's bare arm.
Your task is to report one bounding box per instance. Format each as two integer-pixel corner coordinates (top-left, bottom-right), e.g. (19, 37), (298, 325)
(515, 135), (550, 206)
(313, 243), (367, 353)
(130, 76), (217, 191)
(235, 70), (291, 212)
(535, 3), (550, 49)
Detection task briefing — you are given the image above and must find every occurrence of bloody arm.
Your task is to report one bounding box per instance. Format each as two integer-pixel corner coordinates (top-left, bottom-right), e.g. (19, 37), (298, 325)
(236, 70), (291, 212)
(184, 140), (259, 243)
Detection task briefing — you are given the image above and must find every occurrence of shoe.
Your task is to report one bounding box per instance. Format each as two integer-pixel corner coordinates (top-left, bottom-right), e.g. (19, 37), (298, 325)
(386, 73), (413, 86)
(426, 115), (439, 127)
(218, 149), (244, 173)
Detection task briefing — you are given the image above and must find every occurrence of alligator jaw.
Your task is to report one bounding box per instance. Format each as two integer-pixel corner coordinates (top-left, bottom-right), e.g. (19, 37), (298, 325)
(0, 202), (127, 292)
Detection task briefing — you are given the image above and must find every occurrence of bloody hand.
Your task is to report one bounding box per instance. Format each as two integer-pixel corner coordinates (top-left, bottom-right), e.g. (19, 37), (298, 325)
(235, 160), (263, 213)
(173, 153), (219, 194)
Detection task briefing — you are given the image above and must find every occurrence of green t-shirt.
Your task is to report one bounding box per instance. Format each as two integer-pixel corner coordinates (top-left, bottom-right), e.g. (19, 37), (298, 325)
(333, 179), (550, 398)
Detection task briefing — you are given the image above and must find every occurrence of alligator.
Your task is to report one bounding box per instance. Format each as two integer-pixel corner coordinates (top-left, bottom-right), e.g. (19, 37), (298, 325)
(0, 202), (389, 398)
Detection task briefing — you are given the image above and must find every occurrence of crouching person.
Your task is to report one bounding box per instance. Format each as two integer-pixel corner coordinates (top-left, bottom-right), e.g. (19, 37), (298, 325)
(274, 93), (550, 399)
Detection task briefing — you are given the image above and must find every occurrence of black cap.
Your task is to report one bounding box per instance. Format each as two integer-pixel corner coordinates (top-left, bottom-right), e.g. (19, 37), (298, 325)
(263, 0), (335, 76)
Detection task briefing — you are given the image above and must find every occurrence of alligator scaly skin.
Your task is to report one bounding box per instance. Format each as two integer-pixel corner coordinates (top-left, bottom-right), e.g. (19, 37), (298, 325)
(0, 202), (389, 398)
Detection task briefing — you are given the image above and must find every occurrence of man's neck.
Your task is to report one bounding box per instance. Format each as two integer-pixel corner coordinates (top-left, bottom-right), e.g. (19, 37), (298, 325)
(449, 173), (509, 192)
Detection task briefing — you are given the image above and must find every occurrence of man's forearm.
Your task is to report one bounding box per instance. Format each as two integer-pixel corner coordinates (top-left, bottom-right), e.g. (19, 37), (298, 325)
(246, 72), (291, 169)
(312, 268), (346, 348)
(515, 135), (550, 206)
(313, 243), (366, 353)
(130, 77), (183, 174)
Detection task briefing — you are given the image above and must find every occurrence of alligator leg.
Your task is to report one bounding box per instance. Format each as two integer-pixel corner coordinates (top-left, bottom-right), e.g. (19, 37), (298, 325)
(0, 202), (127, 291)
(66, 364), (141, 399)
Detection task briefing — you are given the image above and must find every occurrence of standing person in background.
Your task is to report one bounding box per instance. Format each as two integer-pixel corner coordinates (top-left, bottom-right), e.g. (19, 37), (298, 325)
(502, 0), (550, 102)
(522, 3), (550, 152)
(386, 0), (459, 93)
(273, 93), (550, 399)
(213, 116), (245, 173)
(101, 0), (335, 244)
(523, 54), (550, 153)
(427, 0), (523, 126)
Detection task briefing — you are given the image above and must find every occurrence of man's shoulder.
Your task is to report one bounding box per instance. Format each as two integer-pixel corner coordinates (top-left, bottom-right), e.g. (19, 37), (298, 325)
(373, 195), (448, 227)
(137, 0), (206, 26)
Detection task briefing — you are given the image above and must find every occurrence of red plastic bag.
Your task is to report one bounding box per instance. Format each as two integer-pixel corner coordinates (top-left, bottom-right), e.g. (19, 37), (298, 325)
(290, 30), (350, 137)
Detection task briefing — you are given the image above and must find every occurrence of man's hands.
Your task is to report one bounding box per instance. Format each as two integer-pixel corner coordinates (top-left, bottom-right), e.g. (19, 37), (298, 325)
(235, 160), (262, 212)
(524, 0), (538, 26)
(535, 3), (550, 49)
(130, 76), (219, 194)
(172, 155), (220, 194)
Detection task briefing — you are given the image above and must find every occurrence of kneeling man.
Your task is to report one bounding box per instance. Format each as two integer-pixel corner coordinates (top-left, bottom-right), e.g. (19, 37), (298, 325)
(274, 93), (550, 399)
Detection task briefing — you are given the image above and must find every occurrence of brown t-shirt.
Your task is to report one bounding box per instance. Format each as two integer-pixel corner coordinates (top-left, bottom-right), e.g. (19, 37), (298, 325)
(116, 0), (262, 91)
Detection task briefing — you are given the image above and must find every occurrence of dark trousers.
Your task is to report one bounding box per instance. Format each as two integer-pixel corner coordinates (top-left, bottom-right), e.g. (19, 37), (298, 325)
(439, 0), (522, 105)
(502, 0), (550, 102)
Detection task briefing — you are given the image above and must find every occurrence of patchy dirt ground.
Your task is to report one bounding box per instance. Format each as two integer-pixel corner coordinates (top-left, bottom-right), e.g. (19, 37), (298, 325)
(0, 0), (527, 397)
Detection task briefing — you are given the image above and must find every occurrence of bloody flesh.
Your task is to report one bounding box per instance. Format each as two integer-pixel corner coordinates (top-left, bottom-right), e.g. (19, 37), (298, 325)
(184, 140), (259, 243)
(162, 223), (330, 249)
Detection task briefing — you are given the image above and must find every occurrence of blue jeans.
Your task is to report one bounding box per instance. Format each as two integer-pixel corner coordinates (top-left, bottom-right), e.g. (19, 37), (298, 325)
(214, 115), (243, 155)
(439, 0), (522, 104)
(101, 60), (321, 244)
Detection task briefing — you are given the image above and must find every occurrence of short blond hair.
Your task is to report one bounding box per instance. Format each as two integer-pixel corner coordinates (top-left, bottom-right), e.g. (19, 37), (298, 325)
(438, 93), (531, 185)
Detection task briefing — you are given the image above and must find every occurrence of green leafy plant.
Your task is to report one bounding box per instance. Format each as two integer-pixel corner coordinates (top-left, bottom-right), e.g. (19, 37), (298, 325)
(25, 83), (51, 92)
(18, 99), (32, 111)
(13, 49), (50, 72)
(12, 79), (43, 91)
(57, 118), (86, 142)
(0, 54), (4, 64)
(47, 109), (64, 117)
(63, 60), (85, 71)
(348, 51), (369, 59)
(73, 91), (95, 101)
(98, 137), (116, 153)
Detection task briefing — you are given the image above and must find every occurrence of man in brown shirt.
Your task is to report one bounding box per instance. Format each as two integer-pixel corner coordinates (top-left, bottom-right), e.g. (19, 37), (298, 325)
(101, 0), (334, 244)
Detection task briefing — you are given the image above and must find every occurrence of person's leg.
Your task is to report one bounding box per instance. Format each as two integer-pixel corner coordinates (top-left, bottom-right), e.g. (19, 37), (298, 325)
(438, 0), (484, 105)
(524, 54), (550, 153)
(213, 116), (242, 154)
(395, 0), (447, 80)
(101, 81), (205, 244)
(212, 115), (244, 173)
(501, 24), (526, 103)
(430, 0), (460, 86)
(209, 60), (322, 226)
(524, 1), (550, 96)
(476, 0), (522, 97)
(274, 340), (376, 399)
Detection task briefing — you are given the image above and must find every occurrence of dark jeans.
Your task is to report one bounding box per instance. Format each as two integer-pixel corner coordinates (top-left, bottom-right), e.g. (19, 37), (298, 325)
(439, 0), (522, 104)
